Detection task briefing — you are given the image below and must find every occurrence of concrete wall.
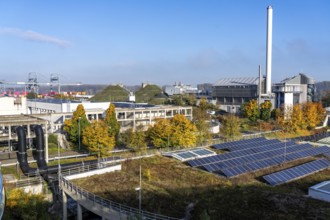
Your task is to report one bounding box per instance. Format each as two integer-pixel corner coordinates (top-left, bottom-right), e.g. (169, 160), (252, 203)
(309, 181), (330, 202)
(0, 97), (26, 115)
(65, 164), (121, 180)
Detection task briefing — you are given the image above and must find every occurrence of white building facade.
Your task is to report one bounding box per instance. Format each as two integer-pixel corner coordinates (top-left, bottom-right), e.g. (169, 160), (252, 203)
(0, 97), (27, 115)
(272, 73), (315, 108)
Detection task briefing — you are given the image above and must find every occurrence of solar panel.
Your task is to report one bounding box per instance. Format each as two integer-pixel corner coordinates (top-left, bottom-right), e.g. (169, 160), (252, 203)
(192, 148), (214, 156)
(176, 152), (196, 159)
(212, 137), (266, 150)
(323, 152), (330, 158)
(189, 141), (298, 168)
(228, 139), (280, 151)
(263, 159), (330, 186)
(170, 148), (216, 161)
(217, 146), (330, 177)
(199, 142), (307, 171)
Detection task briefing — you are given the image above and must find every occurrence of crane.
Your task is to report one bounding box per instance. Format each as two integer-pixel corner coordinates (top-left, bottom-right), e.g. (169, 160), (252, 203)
(0, 73), (81, 95)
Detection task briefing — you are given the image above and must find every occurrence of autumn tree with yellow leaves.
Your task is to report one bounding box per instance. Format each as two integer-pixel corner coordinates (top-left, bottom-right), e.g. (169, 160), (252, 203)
(63, 104), (90, 143)
(147, 118), (172, 148)
(260, 100), (272, 121)
(82, 120), (115, 156)
(242, 99), (260, 122)
(148, 114), (197, 148)
(278, 102), (326, 132)
(104, 103), (120, 144)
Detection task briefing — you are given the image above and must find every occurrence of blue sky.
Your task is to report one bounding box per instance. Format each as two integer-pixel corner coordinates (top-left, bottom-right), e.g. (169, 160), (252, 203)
(0, 0), (329, 86)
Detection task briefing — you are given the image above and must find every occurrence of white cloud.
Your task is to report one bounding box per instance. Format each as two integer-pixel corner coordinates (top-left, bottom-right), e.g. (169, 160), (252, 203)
(0, 27), (71, 48)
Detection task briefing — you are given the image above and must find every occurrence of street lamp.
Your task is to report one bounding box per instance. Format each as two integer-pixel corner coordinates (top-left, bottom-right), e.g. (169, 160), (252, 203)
(58, 134), (61, 184)
(135, 165), (142, 216)
(78, 117), (81, 151)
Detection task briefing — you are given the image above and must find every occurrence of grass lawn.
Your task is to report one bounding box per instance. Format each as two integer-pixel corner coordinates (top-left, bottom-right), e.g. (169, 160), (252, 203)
(72, 155), (330, 220)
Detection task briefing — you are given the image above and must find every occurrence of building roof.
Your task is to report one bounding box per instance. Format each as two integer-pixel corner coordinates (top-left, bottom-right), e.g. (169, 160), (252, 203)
(214, 77), (260, 86)
(279, 73), (315, 84)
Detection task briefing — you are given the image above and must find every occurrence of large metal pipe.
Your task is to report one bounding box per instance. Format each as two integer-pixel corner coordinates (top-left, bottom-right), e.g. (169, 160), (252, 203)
(266, 5), (273, 94)
(32, 125), (48, 179)
(16, 126), (37, 176)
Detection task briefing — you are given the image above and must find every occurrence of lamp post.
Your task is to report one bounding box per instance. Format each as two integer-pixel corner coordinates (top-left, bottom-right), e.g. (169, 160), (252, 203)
(58, 135), (61, 184)
(78, 117), (81, 151)
(135, 165), (142, 216)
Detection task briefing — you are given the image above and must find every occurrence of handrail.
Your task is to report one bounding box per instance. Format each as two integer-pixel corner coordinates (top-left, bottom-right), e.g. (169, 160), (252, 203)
(60, 175), (179, 220)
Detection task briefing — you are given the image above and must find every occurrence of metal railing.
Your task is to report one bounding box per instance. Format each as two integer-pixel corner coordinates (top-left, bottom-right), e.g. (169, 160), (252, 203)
(60, 176), (179, 220)
(60, 161), (116, 177)
(16, 175), (43, 188)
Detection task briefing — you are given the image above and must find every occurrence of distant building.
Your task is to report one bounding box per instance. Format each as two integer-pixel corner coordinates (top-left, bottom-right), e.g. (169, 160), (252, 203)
(25, 100), (193, 132)
(113, 102), (192, 131)
(213, 77), (265, 113)
(164, 82), (198, 96)
(197, 83), (213, 96)
(272, 73), (315, 108)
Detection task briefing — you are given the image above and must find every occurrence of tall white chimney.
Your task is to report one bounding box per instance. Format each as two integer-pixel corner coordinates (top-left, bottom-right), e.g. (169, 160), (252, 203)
(266, 5), (273, 94)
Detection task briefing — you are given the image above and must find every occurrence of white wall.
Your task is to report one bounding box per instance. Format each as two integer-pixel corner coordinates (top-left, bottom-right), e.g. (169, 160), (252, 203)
(0, 97), (26, 115)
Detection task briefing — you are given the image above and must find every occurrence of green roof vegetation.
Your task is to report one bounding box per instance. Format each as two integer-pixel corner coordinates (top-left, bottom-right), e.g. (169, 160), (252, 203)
(89, 85), (129, 102)
(135, 84), (165, 104)
(72, 155), (330, 219)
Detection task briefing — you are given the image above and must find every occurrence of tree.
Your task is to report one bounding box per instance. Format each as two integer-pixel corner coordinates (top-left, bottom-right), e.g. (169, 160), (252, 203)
(195, 119), (212, 145)
(148, 114), (197, 148)
(271, 108), (281, 120)
(127, 124), (147, 152)
(260, 101), (272, 121)
(147, 118), (172, 148)
(82, 120), (115, 156)
(63, 104), (90, 143)
(194, 97), (212, 145)
(172, 95), (184, 106)
(291, 104), (305, 132)
(303, 102), (318, 129)
(184, 94), (197, 106)
(170, 114), (197, 148)
(198, 97), (209, 111)
(277, 104), (293, 133)
(321, 91), (330, 107)
(302, 102), (326, 129)
(5, 188), (53, 219)
(221, 114), (241, 140)
(26, 92), (37, 100)
(315, 102), (326, 124)
(244, 99), (260, 122)
(104, 103), (120, 144)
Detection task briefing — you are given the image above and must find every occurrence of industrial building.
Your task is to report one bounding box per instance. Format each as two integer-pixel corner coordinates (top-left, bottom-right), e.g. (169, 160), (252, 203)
(213, 77), (265, 113)
(164, 82), (199, 96)
(272, 73), (315, 108)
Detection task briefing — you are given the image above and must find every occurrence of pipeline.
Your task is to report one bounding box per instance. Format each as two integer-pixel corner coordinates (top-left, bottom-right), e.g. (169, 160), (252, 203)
(32, 125), (49, 180)
(16, 126), (37, 176)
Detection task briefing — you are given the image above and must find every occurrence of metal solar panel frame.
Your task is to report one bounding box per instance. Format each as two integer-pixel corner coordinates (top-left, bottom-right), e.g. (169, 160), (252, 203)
(212, 137), (266, 150)
(196, 142), (302, 170)
(219, 146), (330, 177)
(263, 159), (330, 186)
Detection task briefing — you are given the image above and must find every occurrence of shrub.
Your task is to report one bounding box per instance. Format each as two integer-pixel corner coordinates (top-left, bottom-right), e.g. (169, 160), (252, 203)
(48, 134), (58, 145)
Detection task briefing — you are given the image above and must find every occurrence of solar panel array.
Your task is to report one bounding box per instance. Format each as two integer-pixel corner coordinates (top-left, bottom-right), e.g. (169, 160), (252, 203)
(212, 137), (266, 150)
(263, 159), (330, 186)
(188, 138), (330, 177)
(323, 152), (330, 158)
(169, 148), (216, 161)
(188, 141), (296, 168)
